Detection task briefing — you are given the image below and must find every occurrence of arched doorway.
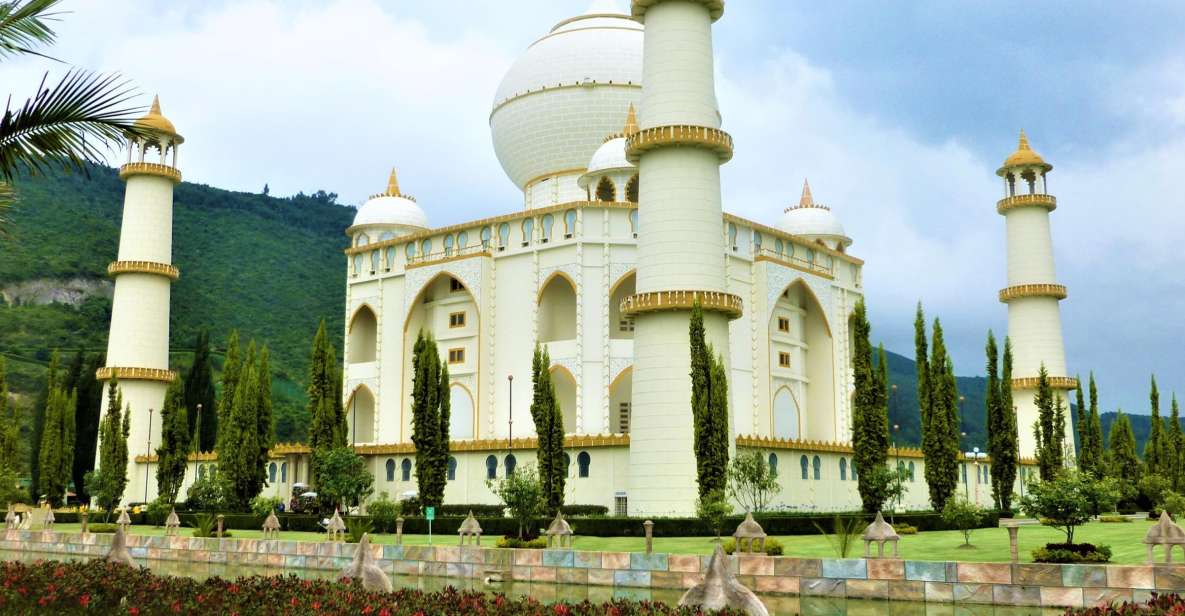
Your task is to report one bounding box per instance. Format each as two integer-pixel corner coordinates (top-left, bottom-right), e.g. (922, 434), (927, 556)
(538, 274), (577, 343)
(550, 366), (577, 435)
(346, 385), (376, 444)
(348, 305), (378, 363)
(772, 387), (800, 439)
(450, 384), (475, 440)
(403, 273), (479, 440)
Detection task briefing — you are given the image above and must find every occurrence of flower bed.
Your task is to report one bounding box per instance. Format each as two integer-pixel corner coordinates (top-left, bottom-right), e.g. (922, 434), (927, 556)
(1032, 542), (1112, 563)
(1070, 592), (1184, 615)
(0, 560), (740, 615)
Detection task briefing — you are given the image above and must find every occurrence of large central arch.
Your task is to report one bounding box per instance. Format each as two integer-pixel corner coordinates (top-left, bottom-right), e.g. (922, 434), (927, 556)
(768, 279), (835, 441)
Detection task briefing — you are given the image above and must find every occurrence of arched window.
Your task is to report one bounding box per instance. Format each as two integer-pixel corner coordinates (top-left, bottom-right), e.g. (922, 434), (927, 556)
(577, 452), (591, 478)
(405, 242), (415, 259)
(356, 233), (370, 247)
(457, 231), (469, 249)
(625, 174), (639, 203)
(420, 238), (431, 256)
(852, 461), (858, 481)
(505, 454), (517, 475)
(774, 238), (784, 256)
(564, 210), (577, 238)
(385, 247), (396, 270)
(348, 307), (378, 363)
(379, 231), (395, 242)
(961, 463), (968, 484)
(800, 455), (809, 480)
(897, 460), (906, 482)
(772, 388), (799, 440)
(629, 209), (639, 237)
(269, 462), (277, 483)
(352, 254), (363, 276)
(280, 462), (287, 483)
(752, 231), (762, 252)
(370, 250), (380, 273)
(498, 223), (511, 248)
(596, 177), (616, 202)
(521, 219), (534, 245)
(385, 459), (396, 482)
(539, 275), (577, 342)
(812, 456), (821, 480)
(443, 234), (455, 257)
(728, 223), (738, 249)
(401, 458), (412, 482)
(563, 452), (571, 477)
(486, 455), (497, 480)
(480, 227), (492, 249)
(541, 214), (554, 242)
(449, 385), (475, 440)
(447, 456), (457, 481)
(908, 461), (916, 482)
(839, 458), (847, 481)
(768, 453), (778, 478)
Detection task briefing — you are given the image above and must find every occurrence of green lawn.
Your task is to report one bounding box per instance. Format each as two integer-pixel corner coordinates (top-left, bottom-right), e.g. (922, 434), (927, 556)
(47, 520), (1156, 564)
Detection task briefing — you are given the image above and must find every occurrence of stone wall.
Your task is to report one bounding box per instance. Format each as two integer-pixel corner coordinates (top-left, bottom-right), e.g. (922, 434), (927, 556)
(4, 530), (1183, 609)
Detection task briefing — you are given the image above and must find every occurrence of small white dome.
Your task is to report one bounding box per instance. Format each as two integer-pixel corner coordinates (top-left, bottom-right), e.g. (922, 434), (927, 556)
(579, 137), (634, 189)
(779, 206), (846, 239)
(353, 195), (428, 229)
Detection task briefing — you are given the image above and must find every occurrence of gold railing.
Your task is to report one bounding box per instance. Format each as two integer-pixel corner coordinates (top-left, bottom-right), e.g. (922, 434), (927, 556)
(405, 245), (491, 270)
(107, 260), (180, 281)
(621, 290), (743, 320)
(95, 366), (177, 383)
(997, 194), (1056, 214)
(626, 124), (733, 163)
(1012, 376), (1078, 390)
(119, 162), (181, 183)
(755, 248), (834, 278)
(998, 283), (1066, 303)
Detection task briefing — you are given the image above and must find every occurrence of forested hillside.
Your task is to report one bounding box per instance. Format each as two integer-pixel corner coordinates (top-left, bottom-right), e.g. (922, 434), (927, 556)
(0, 164), (354, 442)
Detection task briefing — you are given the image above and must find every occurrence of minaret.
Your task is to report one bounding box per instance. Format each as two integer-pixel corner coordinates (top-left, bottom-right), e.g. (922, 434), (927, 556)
(624, 0), (740, 515)
(95, 96), (184, 504)
(995, 131), (1075, 459)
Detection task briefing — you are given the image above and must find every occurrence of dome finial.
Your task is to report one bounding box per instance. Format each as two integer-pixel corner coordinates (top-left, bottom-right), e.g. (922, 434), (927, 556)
(150, 94), (162, 115)
(799, 179), (814, 208)
(387, 168), (400, 196)
(1017, 129), (1030, 151)
(624, 103), (639, 137)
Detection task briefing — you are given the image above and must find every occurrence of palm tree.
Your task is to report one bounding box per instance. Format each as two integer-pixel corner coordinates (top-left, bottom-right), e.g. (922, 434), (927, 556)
(1, 0), (147, 237)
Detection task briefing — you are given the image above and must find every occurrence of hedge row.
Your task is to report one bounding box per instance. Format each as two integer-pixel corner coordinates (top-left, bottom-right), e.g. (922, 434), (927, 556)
(396, 502), (609, 518)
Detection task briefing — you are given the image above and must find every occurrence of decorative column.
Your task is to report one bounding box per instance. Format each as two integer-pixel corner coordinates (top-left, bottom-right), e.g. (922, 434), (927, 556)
(95, 96), (183, 505)
(996, 131), (1076, 459)
(624, 0), (740, 516)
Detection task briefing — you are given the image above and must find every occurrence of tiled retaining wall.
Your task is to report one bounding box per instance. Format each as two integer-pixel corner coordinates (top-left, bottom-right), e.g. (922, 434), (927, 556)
(5, 530), (1184, 609)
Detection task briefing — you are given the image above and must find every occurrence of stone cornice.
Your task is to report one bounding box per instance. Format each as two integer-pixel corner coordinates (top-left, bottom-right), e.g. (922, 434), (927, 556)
(632, 0), (724, 21)
(626, 125), (733, 163)
(1012, 376), (1079, 391)
(107, 260), (180, 281)
(119, 162), (181, 183)
(998, 283), (1066, 303)
(621, 290), (743, 320)
(997, 194), (1056, 215)
(95, 366), (177, 383)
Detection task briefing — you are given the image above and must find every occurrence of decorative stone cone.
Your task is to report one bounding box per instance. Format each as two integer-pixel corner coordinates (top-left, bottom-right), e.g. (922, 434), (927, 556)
(105, 526), (136, 567)
(327, 509), (346, 532)
(678, 544), (769, 616)
(165, 508), (180, 528)
(862, 512), (899, 541)
(340, 533), (392, 593)
(458, 511), (482, 535)
(546, 511), (572, 536)
(263, 510), (281, 532)
(116, 509), (132, 526)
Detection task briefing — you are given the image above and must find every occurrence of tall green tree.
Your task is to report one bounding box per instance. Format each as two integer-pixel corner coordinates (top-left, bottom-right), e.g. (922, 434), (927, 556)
(28, 351), (57, 501)
(0, 357), (18, 471)
(307, 320), (346, 462)
(87, 378), (130, 516)
(985, 331), (1018, 511)
(1074, 379), (1089, 471)
(850, 301), (889, 512)
(924, 319), (960, 510)
(411, 331), (449, 508)
(689, 301), (729, 498)
(530, 344), (565, 514)
(215, 331), (242, 455)
(154, 379), (190, 503)
(1077, 373), (1105, 479)
(37, 374), (75, 505)
(1107, 410), (1142, 491)
(914, 303), (931, 465)
(64, 352), (103, 503)
(255, 346), (275, 487)
(1033, 366), (1066, 479)
(1171, 394), (1183, 490)
(219, 343), (265, 509)
(1145, 376), (1165, 476)
(184, 330), (217, 451)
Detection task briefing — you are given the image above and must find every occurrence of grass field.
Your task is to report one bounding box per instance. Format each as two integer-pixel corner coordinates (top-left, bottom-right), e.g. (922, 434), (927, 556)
(46, 519), (1157, 564)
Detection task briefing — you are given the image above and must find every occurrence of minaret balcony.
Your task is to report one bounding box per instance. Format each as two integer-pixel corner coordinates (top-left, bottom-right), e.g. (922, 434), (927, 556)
(621, 290), (743, 320)
(996, 194), (1056, 214)
(625, 125), (733, 163)
(1011, 376), (1078, 391)
(119, 162), (182, 183)
(107, 260), (180, 281)
(998, 283), (1067, 303)
(95, 366), (178, 383)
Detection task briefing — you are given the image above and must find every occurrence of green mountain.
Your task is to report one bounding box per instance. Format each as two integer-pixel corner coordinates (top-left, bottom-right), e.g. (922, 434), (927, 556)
(0, 165), (354, 442)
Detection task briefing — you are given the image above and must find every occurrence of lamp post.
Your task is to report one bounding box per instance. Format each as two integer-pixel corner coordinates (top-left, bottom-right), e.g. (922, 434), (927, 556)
(972, 447), (981, 504)
(352, 395), (357, 446)
(507, 374), (514, 451)
(961, 431), (968, 500)
(892, 423), (902, 518)
(145, 407), (154, 503)
(191, 403), (202, 488)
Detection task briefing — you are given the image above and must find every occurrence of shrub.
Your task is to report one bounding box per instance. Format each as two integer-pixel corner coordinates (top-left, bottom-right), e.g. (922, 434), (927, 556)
(487, 465), (545, 539)
(88, 523), (117, 533)
(695, 490), (733, 539)
(345, 517), (374, 543)
(1098, 515), (1131, 523)
(185, 474), (229, 511)
(1159, 491), (1185, 518)
(1071, 592), (1185, 615)
(367, 492), (401, 533)
(722, 537), (784, 556)
(560, 504), (609, 517)
(496, 535), (548, 549)
(1021, 471), (1119, 545)
(249, 495), (283, 517)
(892, 523), (919, 535)
(942, 495), (985, 547)
(815, 515), (863, 558)
(143, 497), (174, 526)
(1033, 542), (1112, 563)
(191, 513), (231, 538)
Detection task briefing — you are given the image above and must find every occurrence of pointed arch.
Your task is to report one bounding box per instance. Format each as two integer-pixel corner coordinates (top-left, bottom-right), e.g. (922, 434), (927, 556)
(538, 272), (577, 343)
(769, 278), (835, 442)
(596, 177), (616, 202)
(449, 382), (475, 440)
(345, 384), (376, 444)
(609, 269), (636, 340)
(625, 174), (639, 203)
(609, 366), (633, 434)
(347, 304), (378, 363)
(772, 386), (800, 440)
(549, 364), (578, 435)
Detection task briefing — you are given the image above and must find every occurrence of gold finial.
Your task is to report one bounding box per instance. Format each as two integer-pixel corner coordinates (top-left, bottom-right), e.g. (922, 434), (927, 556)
(150, 95), (162, 115)
(624, 103), (639, 137)
(799, 179), (814, 208)
(387, 168), (400, 196)
(997, 128), (1051, 176)
(1017, 129), (1030, 151)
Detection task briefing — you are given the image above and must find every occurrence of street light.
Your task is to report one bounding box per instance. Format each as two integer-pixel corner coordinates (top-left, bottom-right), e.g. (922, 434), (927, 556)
(145, 407), (154, 503)
(507, 374), (514, 451)
(892, 423), (902, 518)
(191, 403), (202, 488)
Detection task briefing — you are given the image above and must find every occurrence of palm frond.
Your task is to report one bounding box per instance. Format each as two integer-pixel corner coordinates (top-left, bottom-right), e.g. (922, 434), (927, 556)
(0, 180), (12, 239)
(0, 0), (64, 60)
(0, 69), (144, 181)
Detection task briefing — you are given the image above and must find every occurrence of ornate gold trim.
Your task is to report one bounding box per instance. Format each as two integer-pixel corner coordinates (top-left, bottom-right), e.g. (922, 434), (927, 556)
(1012, 376), (1078, 390)
(736, 435), (926, 459)
(405, 249), (491, 271)
(754, 254), (834, 280)
(998, 283), (1066, 303)
(95, 366), (177, 383)
(135, 451), (218, 464)
(107, 260), (180, 281)
(632, 0), (724, 21)
(119, 162), (181, 183)
(621, 290), (743, 320)
(996, 194), (1056, 214)
(626, 124), (733, 163)
(724, 213), (863, 267)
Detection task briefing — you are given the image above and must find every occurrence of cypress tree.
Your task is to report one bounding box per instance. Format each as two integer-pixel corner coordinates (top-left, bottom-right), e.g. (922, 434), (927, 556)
(1171, 394), (1183, 490)
(66, 353), (103, 503)
(0, 357), (18, 472)
(986, 331), (1014, 511)
(185, 331), (218, 451)
(411, 331), (449, 508)
(256, 346), (275, 487)
(1107, 410), (1142, 489)
(850, 301), (889, 512)
(993, 338), (1019, 509)
(1146, 376), (1164, 476)
(155, 379), (190, 503)
(914, 304), (931, 465)
(531, 344), (565, 514)
(38, 379), (75, 506)
(689, 302), (729, 498)
(216, 331), (242, 455)
(1083, 374), (1104, 477)
(1074, 378), (1091, 475)
(308, 320), (346, 458)
(1033, 366), (1066, 478)
(29, 352), (59, 502)
(90, 379), (130, 515)
(221, 346), (262, 509)
(924, 319), (960, 510)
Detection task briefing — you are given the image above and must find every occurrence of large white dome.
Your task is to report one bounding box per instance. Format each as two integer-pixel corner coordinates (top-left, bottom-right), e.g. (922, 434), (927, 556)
(490, 8), (643, 191)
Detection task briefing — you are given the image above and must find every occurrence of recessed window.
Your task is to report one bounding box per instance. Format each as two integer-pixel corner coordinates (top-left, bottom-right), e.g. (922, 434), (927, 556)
(449, 277), (464, 292)
(480, 227), (492, 249)
(596, 177), (616, 202)
(521, 218), (534, 247)
(449, 312), (466, 328)
(777, 317), (790, 333)
(778, 352), (791, 368)
(618, 317), (635, 333)
(577, 451), (591, 478)
(448, 348), (465, 364)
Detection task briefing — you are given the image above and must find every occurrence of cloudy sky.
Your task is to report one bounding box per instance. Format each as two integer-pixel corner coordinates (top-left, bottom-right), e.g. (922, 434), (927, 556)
(7, 0), (1184, 414)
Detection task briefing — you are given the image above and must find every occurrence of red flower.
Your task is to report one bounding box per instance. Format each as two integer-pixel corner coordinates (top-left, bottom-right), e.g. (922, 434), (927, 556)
(79, 594), (90, 608)
(363, 606), (374, 614)
(129, 608), (140, 616)
(379, 609), (391, 616)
